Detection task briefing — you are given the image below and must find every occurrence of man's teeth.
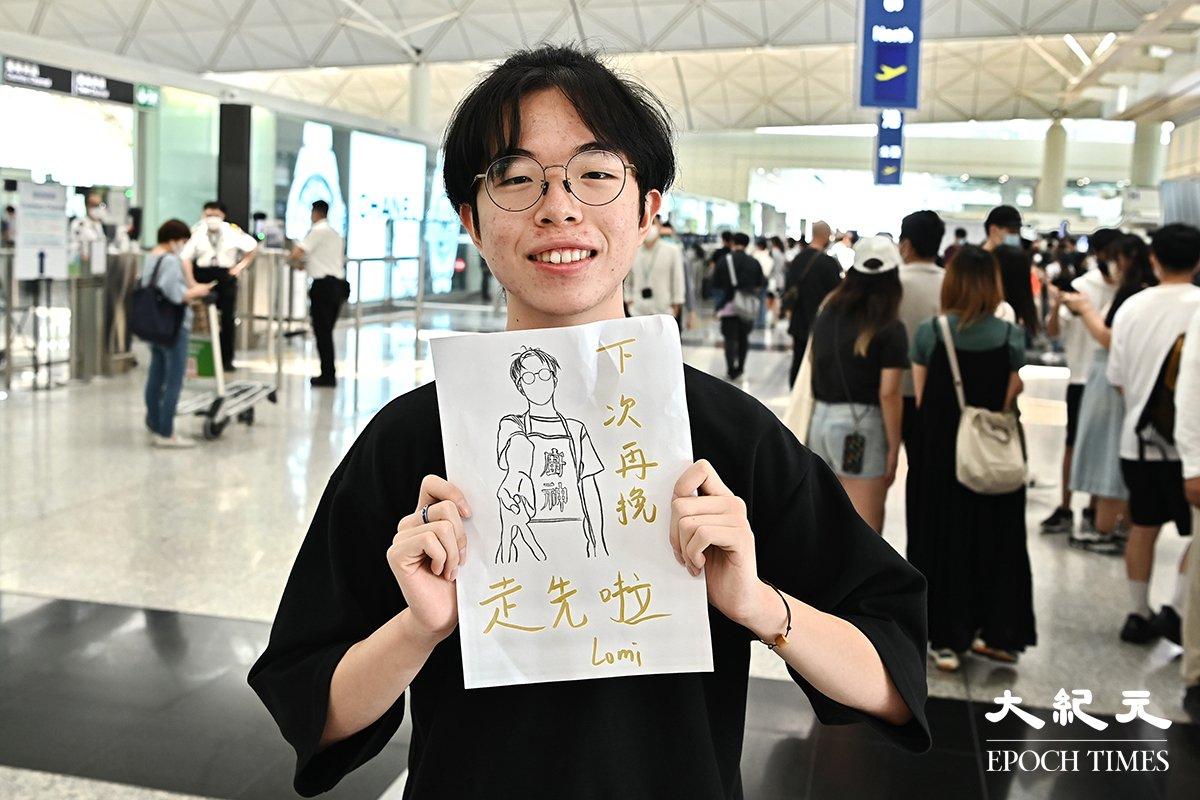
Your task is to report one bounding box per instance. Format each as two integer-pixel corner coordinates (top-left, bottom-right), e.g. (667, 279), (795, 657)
(534, 249), (591, 264)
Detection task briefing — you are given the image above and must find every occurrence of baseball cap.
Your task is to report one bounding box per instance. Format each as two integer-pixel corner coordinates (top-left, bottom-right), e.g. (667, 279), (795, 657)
(851, 235), (902, 274)
(984, 205), (1022, 231)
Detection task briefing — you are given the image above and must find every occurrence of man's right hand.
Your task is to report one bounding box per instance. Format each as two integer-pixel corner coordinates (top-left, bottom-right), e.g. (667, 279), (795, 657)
(387, 476), (471, 642)
(1186, 476), (1200, 509)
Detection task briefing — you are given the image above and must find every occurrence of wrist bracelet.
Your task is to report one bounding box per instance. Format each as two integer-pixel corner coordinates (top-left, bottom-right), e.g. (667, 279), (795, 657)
(760, 580), (792, 650)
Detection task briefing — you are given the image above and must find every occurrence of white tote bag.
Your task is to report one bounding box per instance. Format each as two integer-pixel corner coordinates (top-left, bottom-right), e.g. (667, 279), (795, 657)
(937, 315), (1026, 495)
(782, 336), (815, 445)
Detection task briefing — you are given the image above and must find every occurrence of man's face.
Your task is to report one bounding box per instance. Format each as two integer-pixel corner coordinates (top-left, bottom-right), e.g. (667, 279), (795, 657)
(203, 209), (225, 222)
(460, 88), (660, 323)
(517, 355), (557, 405)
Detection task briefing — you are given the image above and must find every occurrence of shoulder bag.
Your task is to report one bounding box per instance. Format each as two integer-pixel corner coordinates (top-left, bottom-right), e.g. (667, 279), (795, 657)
(937, 315), (1026, 494)
(726, 254), (762, 323)
(131, 255), (185, 346)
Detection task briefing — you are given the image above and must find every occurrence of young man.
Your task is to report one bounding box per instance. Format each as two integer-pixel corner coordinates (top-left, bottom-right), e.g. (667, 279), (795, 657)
(711, 232), (766, 380)
(250, 45), (928, 798)
(290, 200), (348, 387)
(982, 205), (1022, 252)
(624, 215), (685, 322)
(181, 201), (259, 372)
(1108, 223), (1200, 645)
(896, 210), (945, 560)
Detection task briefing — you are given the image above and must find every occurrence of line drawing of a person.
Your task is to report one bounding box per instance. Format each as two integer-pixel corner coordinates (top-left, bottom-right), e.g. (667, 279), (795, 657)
(495, 346), (606, 563)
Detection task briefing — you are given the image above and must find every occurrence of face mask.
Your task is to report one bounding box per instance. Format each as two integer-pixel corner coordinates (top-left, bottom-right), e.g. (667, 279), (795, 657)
(644, 227), (660, 244)
(1003, 233), (1021, 247)
(205, 217), (222, 232)
(87, 208), (102, 221)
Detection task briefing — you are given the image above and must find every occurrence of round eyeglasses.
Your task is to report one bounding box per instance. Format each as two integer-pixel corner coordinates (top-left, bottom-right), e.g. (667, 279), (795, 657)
(519, 368), (554, 385)
(474, 149), (636, 212)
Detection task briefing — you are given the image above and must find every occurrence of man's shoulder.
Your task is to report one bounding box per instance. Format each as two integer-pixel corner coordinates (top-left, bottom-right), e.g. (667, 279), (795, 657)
(684, 365), (779, 434)
(363, 381), (441, 446)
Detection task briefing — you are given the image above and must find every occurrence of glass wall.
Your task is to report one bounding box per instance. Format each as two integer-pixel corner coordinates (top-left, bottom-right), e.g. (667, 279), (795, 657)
(139, 87), (219, 244)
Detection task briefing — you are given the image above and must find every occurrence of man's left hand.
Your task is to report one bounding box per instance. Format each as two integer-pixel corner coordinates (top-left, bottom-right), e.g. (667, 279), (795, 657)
(671, 460), (777, 638)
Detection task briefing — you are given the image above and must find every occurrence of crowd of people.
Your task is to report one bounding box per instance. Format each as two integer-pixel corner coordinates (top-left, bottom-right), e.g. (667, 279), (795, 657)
(625, 205), (1200, 720)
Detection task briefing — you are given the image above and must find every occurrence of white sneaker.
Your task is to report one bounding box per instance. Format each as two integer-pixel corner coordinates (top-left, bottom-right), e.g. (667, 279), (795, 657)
(932, 648), (960, 672)
(153, 434), (196, 449)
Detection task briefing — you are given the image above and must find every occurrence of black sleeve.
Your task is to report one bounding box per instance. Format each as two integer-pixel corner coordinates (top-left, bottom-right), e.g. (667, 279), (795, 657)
(248, 415), (412, 796)
(876, 320), (911, 369)
(748, 413), (931, 752)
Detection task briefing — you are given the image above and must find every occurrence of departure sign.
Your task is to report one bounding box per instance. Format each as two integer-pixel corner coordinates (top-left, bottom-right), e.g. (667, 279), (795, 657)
(1, 57), (135, 105)
(858, 0), (922, 109)
(874, 109), (904, 185)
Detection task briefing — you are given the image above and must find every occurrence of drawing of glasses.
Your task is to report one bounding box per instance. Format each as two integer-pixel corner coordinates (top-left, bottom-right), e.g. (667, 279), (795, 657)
(519, 368), (554, 385)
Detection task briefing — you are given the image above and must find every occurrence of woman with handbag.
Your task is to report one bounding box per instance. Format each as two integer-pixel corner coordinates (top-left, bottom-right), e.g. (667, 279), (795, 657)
(141, 219), (215, 448)
(806, 235), (908, 533)
(909, 245), (1036, 672)
(710, 232), (765, 380)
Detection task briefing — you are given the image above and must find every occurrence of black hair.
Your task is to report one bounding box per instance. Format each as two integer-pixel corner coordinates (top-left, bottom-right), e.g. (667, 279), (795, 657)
(824, 268), (902, 357)
(754, 237), (767, 249)
(769, 236), (785, 251)
(994, 245), (1039, 337)
(659, 219), (674, 231)
(1150, 223), (1200, 273)
(954, 227), (967, 238)
(157, 218), (192, 244)
(721, 231), (734, 244)
(1106, 234), (1157, 327)
(787, 237), (796, 247)
(900, 210), (945, 260)
(311, 200), (329, 216)
(4, 205), (13, 214)
(732, 232), (750, 248)
(1088, 227), (1122, 259)
(203, 201), (227, 215)
(442, 44), (675, 229)
(509, 346), (560, 389)
(984, 204), (1021, 232)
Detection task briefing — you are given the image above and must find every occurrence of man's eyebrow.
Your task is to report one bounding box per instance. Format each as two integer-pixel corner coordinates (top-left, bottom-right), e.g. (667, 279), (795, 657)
(494, 142), (612, 160)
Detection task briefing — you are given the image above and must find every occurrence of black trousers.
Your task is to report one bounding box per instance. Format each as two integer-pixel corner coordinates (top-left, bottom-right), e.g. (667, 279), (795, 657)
(901, 396), (922, 562)
(309, 276), (346, 379)
(720, 316), (751, 376)
(193, 266), (238, 368)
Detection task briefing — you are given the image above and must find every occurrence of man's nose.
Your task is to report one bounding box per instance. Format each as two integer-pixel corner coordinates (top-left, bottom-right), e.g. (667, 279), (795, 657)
(536, 168), (582, 225)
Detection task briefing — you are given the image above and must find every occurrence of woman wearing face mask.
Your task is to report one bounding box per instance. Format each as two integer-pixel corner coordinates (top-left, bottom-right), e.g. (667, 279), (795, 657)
(1059, 234), (1158, 549)
(141, 219), (215, 448)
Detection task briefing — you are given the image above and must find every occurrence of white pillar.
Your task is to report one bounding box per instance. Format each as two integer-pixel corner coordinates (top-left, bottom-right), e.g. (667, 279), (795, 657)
(1130, 120), (1164, 188)
(1035, 119), (1067, 213)
(409, 63), (431, 132)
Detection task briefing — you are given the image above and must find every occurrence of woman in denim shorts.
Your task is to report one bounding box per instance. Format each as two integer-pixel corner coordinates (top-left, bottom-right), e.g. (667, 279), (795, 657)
(806, 236), (909, 532)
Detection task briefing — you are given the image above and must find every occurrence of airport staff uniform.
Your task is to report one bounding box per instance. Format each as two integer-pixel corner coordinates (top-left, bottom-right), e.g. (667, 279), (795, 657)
(297, 219), (348, 382)
(182, 221), (258, 370)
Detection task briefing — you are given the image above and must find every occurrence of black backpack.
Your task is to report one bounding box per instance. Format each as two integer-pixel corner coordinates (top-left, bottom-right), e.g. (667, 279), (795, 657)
(130, 255), (185, 346)
(1136, 333), (1186, 450)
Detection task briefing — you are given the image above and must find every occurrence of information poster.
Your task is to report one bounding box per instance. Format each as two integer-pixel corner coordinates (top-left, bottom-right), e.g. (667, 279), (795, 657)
(15, 181), (68, 280)
(432, 316), (714, 689)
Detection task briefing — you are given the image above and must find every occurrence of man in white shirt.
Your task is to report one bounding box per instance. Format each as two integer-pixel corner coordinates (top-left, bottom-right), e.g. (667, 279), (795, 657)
(1171, 303), (1200, 724)
(1107, 223), (1200, 646)
(896, 210), (945, 555)
(1177, 305), (1200, 722)
(624, 216), (684, 326)
(181, 201), (259, 371)
(290, 200), (347, 387)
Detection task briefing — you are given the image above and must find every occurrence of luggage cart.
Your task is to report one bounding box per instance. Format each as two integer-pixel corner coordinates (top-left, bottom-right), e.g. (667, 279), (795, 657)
(176, 298), (277, 440)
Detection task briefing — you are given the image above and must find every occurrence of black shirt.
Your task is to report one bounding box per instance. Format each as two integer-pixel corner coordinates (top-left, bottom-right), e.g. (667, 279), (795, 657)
(710, 249), (766, 308)
(810, 308), (910, 405)
(248, 366), (930, 799)
(784, 248), (842, 340)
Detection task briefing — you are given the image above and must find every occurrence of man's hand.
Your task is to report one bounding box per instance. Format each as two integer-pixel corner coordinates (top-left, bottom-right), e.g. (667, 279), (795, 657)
(671, 459), (776, 638)
(387, 476), (471, 642)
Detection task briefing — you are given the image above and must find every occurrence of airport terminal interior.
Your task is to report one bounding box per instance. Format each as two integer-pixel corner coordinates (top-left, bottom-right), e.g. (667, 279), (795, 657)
(4, 1), (1200, 799)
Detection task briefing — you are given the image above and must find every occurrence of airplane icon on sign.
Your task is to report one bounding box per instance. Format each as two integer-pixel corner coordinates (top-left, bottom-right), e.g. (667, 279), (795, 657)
(875, 64), (908, 82)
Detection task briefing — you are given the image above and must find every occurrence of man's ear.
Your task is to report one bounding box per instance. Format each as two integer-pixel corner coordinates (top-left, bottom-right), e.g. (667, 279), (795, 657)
(638, 190), (663, 235)
(459, 203), (482, 250)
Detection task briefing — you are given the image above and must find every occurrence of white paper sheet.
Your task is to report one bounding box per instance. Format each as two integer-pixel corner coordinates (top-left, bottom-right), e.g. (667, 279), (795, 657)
(432, 315), (714, 689)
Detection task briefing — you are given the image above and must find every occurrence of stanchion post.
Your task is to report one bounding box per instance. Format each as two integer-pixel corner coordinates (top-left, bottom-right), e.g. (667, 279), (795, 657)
(274, 252), (284, 395)
(354, 259), (363, 383)
(4, 253), (13, 392)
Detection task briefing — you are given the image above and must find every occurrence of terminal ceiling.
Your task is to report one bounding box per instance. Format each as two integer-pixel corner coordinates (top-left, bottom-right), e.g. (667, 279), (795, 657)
(0, 0), (1193, 128)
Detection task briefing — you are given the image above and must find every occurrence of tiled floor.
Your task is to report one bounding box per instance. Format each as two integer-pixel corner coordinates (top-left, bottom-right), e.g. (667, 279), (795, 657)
(2, 305), (1197, 798)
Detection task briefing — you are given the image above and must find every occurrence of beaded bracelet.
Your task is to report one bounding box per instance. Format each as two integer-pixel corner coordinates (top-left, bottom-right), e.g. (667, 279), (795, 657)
(760, 580), (792, 650)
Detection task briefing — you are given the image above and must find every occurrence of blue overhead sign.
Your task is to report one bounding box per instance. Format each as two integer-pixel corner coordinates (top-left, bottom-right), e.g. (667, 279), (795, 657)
(874, 109), (904, 185)
(858, 0), (922, 110)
